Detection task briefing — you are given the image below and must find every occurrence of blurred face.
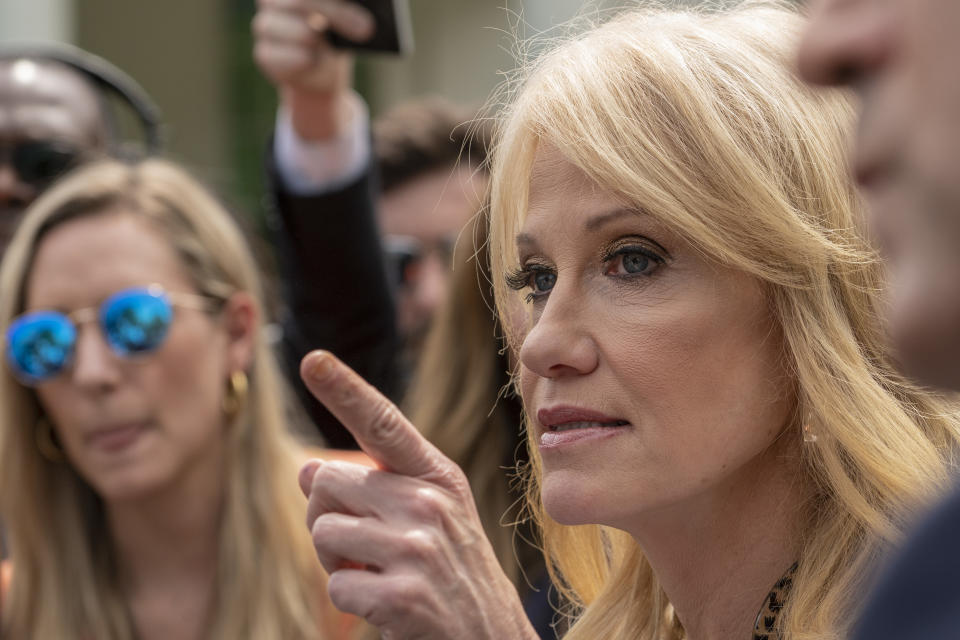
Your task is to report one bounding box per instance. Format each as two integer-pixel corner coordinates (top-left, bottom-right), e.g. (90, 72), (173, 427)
(24, 211), (246, 502)
(0, 60), (107, 252)
(378, 166), (485, 357)
(515, 148), (794, 532)
(798, 0), (960, 388)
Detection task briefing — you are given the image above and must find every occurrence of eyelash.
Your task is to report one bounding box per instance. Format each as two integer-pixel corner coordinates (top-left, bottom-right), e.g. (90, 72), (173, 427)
(602, 245), (666, 277)
(505, 262), (555, 303)
(506, 239), (667, 303)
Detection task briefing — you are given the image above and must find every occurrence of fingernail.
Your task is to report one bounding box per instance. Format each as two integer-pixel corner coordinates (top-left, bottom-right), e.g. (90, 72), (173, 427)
(299, 458), (323, 495)
(307, 350), (335, 382)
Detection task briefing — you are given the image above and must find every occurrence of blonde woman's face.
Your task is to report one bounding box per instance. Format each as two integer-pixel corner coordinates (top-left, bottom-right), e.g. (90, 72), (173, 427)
(515, 147), (795, 532)
(24, 212), (236, 502)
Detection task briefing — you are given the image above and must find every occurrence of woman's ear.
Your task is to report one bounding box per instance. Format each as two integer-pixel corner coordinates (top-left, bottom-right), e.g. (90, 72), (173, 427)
(220, 291), (258, 374)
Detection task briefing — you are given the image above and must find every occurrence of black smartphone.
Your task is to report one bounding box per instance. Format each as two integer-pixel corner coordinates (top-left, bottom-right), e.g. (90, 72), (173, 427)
(327, 0), (414, 55)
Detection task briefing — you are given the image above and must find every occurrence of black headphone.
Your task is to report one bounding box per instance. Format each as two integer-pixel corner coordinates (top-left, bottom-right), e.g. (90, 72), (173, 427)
(0, 42), (164, 155)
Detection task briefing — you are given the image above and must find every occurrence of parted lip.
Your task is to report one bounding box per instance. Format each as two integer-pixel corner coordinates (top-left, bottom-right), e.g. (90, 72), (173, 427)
(83, 421), (149, 443)
(536, 406), (629, 431)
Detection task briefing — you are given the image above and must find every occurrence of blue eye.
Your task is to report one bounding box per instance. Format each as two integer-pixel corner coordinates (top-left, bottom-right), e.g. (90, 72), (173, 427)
(533, 271), (557, 293)
(622, 252), (650, 274)
(606, 246), (664, 277)
(505, 263), (557, 303)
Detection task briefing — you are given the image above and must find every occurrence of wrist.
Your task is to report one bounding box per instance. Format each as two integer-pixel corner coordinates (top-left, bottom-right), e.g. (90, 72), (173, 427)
(282, 87), (355, 142)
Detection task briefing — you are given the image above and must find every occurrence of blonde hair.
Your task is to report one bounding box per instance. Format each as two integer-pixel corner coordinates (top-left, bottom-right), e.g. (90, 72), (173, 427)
(488, 2), (960, 638)
(403, 211), (537, 589)
(0, 159), (333, 639)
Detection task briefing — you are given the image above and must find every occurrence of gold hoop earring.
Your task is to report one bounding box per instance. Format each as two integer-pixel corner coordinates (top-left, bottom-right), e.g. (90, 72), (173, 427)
(802, 413), (819, 444)
(35, 418), (66, 462)
(222, 370), (249, 420)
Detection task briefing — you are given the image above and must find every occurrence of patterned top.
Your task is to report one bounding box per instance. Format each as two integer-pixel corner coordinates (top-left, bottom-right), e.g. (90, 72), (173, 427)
(752, 562), (798, 640)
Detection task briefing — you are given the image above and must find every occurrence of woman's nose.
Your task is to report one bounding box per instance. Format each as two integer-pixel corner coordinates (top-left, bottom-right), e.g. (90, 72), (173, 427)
(519, 286), (599, 380)
(70, 324), (122, 392)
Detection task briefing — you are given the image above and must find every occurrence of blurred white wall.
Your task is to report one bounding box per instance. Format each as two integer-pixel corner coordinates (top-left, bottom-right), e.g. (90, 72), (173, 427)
(0, 0), (75, 43)
(360, 0), (622, 115)
(75, 0), (228, 181)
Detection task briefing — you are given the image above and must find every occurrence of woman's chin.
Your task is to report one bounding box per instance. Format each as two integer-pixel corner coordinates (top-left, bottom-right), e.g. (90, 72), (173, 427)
(541, 473), (613, 526)
(80, 464), (166, 503)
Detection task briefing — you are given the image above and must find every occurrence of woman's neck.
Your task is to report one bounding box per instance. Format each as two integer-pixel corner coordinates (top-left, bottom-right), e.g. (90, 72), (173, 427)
(627, 434), (810, 640)
(105, 455), (225, 606)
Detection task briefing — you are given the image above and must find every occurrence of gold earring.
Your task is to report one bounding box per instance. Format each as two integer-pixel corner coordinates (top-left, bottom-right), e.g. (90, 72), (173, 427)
(35, 418), (66, 462)
(222, 370), (249, 420)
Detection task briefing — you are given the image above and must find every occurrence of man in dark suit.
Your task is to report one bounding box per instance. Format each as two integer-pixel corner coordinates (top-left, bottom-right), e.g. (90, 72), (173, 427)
(253, 0), (486, 447)
(798, 2), (960, 637)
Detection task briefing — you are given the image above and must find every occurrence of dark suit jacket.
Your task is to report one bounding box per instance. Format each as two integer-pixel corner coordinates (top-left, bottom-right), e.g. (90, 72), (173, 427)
(853, 484), (960, 639)
(266, 155), (398, 449)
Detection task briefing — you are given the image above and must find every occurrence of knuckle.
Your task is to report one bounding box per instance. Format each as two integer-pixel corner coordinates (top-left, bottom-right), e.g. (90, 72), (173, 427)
(399, 528), (440, 563)
(407, 487), (449, 524)
(309, 460), (341, 489)
(377, 576), (421, 615)
(310, 512), (337, 540)
(437, 465), (471, 497)
(367, 400), (406, 447)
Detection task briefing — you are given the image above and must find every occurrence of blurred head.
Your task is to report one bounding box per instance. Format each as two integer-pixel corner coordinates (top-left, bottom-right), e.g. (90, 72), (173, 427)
(374, 98), (488, 359)
(0, 159), (324, 639)
(0, 58), (110, 251)
(490, 3), (960, 638)
(1, 160), (256, 501)
(798, 0), (960, 389)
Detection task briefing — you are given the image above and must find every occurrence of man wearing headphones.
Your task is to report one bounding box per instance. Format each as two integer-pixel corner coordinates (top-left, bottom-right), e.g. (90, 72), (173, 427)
(0, 56), (108, 250)
(0, 46), (160, 256)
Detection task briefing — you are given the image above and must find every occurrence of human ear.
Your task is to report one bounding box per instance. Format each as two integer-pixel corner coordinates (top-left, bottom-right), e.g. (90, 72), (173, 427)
(219, 291), (258, 374)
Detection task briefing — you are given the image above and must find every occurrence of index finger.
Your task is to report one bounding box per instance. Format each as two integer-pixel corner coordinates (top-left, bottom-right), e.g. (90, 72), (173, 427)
(300, 350), (455, 485)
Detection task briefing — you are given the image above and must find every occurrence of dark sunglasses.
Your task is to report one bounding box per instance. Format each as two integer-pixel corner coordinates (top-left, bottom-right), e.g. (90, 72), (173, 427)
(382, 234), (457, 289)
(0, 140), (80, 188)
(5, 286), (217, 386)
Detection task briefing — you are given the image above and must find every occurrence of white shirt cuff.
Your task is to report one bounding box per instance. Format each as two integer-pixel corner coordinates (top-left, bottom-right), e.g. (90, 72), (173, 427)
(273, 91), (371, 196)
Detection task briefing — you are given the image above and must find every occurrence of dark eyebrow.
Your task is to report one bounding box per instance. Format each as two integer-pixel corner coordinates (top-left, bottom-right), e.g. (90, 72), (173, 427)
(516, 232), (537, 249)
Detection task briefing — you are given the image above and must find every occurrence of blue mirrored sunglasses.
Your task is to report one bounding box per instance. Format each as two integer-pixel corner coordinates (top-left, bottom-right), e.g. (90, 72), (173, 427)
(5, 286), (215, 386)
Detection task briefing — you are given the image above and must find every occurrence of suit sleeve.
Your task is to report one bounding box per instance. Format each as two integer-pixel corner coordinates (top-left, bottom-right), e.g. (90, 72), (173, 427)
(265, 143), (398, 449)
(852, 485), (960, 640)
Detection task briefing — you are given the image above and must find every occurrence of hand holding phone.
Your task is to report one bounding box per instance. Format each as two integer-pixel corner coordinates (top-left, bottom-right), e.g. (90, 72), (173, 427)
(326, 0), (414, 55)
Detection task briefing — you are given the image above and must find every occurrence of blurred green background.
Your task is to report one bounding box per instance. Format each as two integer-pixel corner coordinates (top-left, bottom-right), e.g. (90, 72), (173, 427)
(0, 0), (798, 225)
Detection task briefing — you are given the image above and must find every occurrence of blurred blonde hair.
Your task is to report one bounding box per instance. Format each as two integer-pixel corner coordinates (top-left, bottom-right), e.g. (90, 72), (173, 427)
(403, 211), (536, 588)
(489, 2), (960, 638)
(0, 159), (335, 639)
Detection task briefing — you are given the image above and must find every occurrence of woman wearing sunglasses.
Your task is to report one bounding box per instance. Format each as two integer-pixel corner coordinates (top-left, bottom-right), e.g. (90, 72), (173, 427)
(296, 4), (960, 640)
(0, 159), (352, 639)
